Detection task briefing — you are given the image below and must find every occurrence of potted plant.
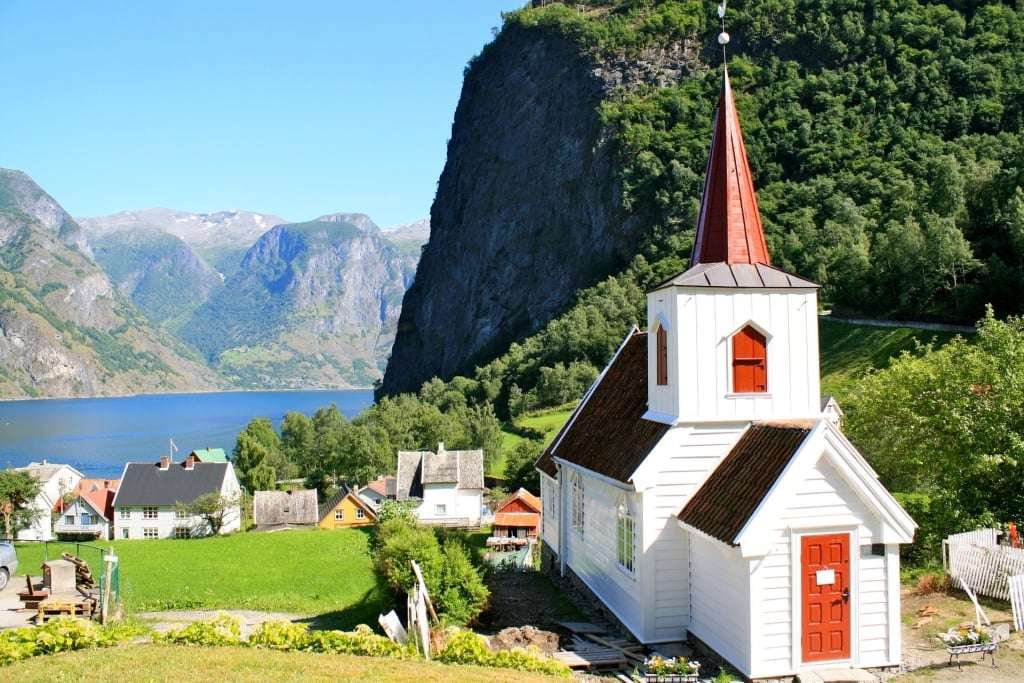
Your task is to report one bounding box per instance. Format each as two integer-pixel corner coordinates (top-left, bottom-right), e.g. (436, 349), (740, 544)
(638, 655), (700, 682)
(939, 625), (997, 670)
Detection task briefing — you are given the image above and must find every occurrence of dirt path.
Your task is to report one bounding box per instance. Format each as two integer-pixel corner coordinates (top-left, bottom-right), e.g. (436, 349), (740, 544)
(136, 609), (306, 637)
(891, 588), (1024, 681)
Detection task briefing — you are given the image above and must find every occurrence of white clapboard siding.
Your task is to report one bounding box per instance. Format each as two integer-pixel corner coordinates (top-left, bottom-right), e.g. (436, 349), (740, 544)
(689, 532), (752, 674)
(947, 541), (1024, 601)
(540, 473), (559, 552)
(1009, 575), (1024, 631)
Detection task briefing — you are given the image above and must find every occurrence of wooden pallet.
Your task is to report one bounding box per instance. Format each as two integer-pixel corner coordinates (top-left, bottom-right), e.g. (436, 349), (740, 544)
(36, 600), (95, 623)
(552, 648), (628, 669)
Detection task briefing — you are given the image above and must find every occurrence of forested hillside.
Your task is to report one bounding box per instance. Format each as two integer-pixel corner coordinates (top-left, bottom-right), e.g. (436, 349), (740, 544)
(383, 0), (1024, 420)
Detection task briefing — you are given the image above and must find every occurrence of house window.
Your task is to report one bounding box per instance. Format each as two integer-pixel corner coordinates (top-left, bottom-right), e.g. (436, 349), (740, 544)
(732, 325), (767, 393)
(64, 515), (74, 525)
(80, 514), (92, 526)
(143, 506), (158, 520)
(175, 509), (187, 519)
(143, 528), (159, 539)
(435, 504), (446, 517)
(335, 509), (344, 521)
(174, 527), (190, 539)
(119, 508), (130, 519)
(617, 498), (636, 574)
(121, 528), (129, 539)
(356, 509), (365, 519)
(656, 324), (669, 386)
(571, 473), (584, 537)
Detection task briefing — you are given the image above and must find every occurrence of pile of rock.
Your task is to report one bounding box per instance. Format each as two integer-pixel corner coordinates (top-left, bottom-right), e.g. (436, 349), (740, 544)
(489, 625), (560, 654)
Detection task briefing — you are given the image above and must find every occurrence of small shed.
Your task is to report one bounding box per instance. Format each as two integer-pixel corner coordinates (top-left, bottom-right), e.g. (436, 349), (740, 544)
(493, 488), (541, 540)
(253, 489), (318, 530)
(318, 486), (378, 529)
(189, 448), (228, 463)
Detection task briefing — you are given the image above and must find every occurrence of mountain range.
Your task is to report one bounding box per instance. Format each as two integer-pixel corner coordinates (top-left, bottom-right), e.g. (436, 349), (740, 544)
(0, 169), (429, 398)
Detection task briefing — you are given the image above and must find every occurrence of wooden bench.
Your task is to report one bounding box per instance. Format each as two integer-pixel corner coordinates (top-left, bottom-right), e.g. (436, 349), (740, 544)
(18, 576), (49, 610)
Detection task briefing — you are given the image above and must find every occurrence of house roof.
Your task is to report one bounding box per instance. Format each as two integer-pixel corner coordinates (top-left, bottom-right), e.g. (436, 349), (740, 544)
(253, 489), (318, 526)
(536, 330), (671, 484)
(494, 511), (540, 528)
(395, 445), (484, 500)
(318, 485), (378, 523)
(362, 476), (395, 498)
(63, 479), (119, 520)
(18, 462), (84, 484)
(113, 461), (231, 507)
(691, 67), (770, 267)
(190, 448), (228, 463)
(649, 262), (818, 291)
(496, 488), (542, 514)
(677, 420), (815, 545)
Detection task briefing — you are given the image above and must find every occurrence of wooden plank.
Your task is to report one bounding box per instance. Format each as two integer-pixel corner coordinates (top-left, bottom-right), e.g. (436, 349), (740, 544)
(582, 632), (646, 663)
(1010, 574), (1024, 632)
(557, 621), (605, 634)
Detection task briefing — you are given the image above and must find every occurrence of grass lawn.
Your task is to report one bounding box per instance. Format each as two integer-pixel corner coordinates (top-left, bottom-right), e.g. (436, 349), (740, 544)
(2, 644), (564, 682)
(819, 318), (959, 397)
(13, 529), (389, 628)
(496, 406), (575, 475)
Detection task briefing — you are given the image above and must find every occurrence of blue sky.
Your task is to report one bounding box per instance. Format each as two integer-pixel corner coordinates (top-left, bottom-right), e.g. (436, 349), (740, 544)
(0, 1), (522, 226)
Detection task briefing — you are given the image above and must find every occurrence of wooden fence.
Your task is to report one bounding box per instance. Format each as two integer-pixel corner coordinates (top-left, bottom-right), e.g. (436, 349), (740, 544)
(943, 529), (1024, 601)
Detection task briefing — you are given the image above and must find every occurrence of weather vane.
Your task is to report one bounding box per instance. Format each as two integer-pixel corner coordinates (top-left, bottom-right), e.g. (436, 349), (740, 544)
(717, 2), (730, 63)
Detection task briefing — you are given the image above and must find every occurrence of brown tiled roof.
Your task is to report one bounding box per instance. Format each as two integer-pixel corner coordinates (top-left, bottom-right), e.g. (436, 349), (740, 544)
(535, 331), (671, 484)
(494, 511), (540, 528)
(677, 420), (815, 545)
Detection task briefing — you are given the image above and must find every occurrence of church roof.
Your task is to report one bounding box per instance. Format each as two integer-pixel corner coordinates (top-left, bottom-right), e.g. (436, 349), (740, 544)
(691, 67), (770, 267)
(650, 261), (817, 291)
(535, 330), (670, 484)
(677, 420), (814, 545)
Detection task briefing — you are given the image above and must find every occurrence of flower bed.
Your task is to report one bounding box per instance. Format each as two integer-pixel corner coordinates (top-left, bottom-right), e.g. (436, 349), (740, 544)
(638, 654), (700, 682)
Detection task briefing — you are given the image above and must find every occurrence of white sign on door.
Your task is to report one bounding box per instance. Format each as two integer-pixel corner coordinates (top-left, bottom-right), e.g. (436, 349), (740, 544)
(816, 569), (836, 586)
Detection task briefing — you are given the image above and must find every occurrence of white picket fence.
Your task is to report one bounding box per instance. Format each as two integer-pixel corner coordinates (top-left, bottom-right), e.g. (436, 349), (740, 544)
(943, 529), (1024, 601)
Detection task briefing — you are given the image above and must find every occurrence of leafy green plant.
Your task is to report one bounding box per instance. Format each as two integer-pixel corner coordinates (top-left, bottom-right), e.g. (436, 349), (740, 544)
(306, 624), (410, 658)
(0, 617), (146, 666)
(155, 614), (242, 647)
(247, 620), (311, 651)
(438, 630), (571, 677)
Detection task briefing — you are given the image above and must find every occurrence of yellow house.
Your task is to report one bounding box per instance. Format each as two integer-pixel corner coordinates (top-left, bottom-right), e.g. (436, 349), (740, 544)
(317, 486), (378, 529)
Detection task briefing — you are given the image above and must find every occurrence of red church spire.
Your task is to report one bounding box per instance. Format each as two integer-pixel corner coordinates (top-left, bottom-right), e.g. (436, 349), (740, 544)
(690, 67), (771, 267)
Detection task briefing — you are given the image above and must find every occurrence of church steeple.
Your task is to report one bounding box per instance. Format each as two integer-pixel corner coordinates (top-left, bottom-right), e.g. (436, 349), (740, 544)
(690, 67), (771, 267)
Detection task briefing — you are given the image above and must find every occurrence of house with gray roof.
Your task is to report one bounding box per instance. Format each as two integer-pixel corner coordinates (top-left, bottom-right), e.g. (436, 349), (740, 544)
(395, 443), (484, 527)
(112, 453), (241, 539)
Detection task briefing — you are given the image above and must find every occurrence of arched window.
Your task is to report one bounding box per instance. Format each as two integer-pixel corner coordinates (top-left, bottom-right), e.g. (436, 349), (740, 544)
(656, 325), (669, 386)
(616, 495), (636, 574)
(732, 325), (767, 393)
(571, 472), (585, 537)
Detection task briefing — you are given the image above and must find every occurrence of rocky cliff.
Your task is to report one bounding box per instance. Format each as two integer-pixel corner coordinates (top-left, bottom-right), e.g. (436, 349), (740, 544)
(0, 169), (224, 398)
(381, 22), (697, 395)
(183, 214), (418, 389)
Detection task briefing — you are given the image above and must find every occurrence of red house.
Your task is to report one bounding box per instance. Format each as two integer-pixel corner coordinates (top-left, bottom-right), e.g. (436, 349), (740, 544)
(488, 488), (541, 550)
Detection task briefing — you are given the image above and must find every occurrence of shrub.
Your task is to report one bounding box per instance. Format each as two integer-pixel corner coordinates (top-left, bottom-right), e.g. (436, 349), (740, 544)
(248, 620), (311, 651)
(0, 617), (145, 666)
(376, 499), (418, 526)
(306, 624), (410, 658)
(375, 519), (444, 595)
(435, 540), (489, 626)
(439, 630), (571, 677)
(155, 614), (242, 647)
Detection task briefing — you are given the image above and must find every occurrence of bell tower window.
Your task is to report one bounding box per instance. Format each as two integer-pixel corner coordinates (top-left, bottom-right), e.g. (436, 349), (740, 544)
(656, 325), (669, 386)
(732, 325), (767, 393)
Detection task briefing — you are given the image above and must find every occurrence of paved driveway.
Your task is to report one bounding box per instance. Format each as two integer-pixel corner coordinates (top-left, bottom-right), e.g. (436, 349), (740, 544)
(0, 575), (36, 629)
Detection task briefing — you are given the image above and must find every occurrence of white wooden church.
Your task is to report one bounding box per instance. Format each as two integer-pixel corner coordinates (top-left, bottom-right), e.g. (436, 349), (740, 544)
(536, 68), (916, 680)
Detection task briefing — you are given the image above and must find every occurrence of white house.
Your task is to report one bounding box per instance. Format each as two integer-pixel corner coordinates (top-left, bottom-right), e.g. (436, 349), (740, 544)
(536, 67), (916, 680)
(396, 443), (484, 526)
(112, 454), (241, 539)
(14, 461), (83, 541)
(54, 478), (119, 540)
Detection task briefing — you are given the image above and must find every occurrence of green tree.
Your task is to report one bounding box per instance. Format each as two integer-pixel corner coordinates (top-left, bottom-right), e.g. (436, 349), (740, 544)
(174, 492), (240, 537)
(232, 434), (270, 492)
(280, 412), (315, 475)
(0, 470), (41, 539)
(503, 439), (544, 494)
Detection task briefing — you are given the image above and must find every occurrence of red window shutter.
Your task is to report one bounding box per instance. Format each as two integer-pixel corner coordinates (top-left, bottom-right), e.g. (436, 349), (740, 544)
(656, 326), (668, 386)
(732, 326), (767, 393)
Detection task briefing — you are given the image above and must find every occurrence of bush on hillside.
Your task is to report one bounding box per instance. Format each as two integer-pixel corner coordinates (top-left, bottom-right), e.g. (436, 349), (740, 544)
(436, 540), (490, 626)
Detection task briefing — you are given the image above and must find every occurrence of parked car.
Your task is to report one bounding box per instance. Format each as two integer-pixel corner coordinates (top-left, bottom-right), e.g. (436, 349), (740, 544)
(0, 542), (18, 589)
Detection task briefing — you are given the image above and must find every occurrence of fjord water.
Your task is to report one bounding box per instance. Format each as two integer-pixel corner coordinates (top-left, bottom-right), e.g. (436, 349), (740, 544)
(0, 390), (373, 477)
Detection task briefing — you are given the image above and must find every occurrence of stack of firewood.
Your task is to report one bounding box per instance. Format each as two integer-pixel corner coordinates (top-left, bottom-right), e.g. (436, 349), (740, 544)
(61, 553), (96, 589)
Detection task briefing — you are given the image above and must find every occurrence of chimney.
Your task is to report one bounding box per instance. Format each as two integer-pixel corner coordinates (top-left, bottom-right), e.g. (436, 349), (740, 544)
(185, 454), (196, 470)
(159, 456), (170, 470)
(437, 442), (445, 454)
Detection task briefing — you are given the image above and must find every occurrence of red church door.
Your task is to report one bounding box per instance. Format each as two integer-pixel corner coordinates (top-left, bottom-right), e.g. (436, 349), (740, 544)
(801, 533), (851, 663)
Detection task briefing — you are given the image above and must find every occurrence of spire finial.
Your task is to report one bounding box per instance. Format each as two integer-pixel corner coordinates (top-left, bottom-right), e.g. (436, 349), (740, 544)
(717, 2), (730, 64)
